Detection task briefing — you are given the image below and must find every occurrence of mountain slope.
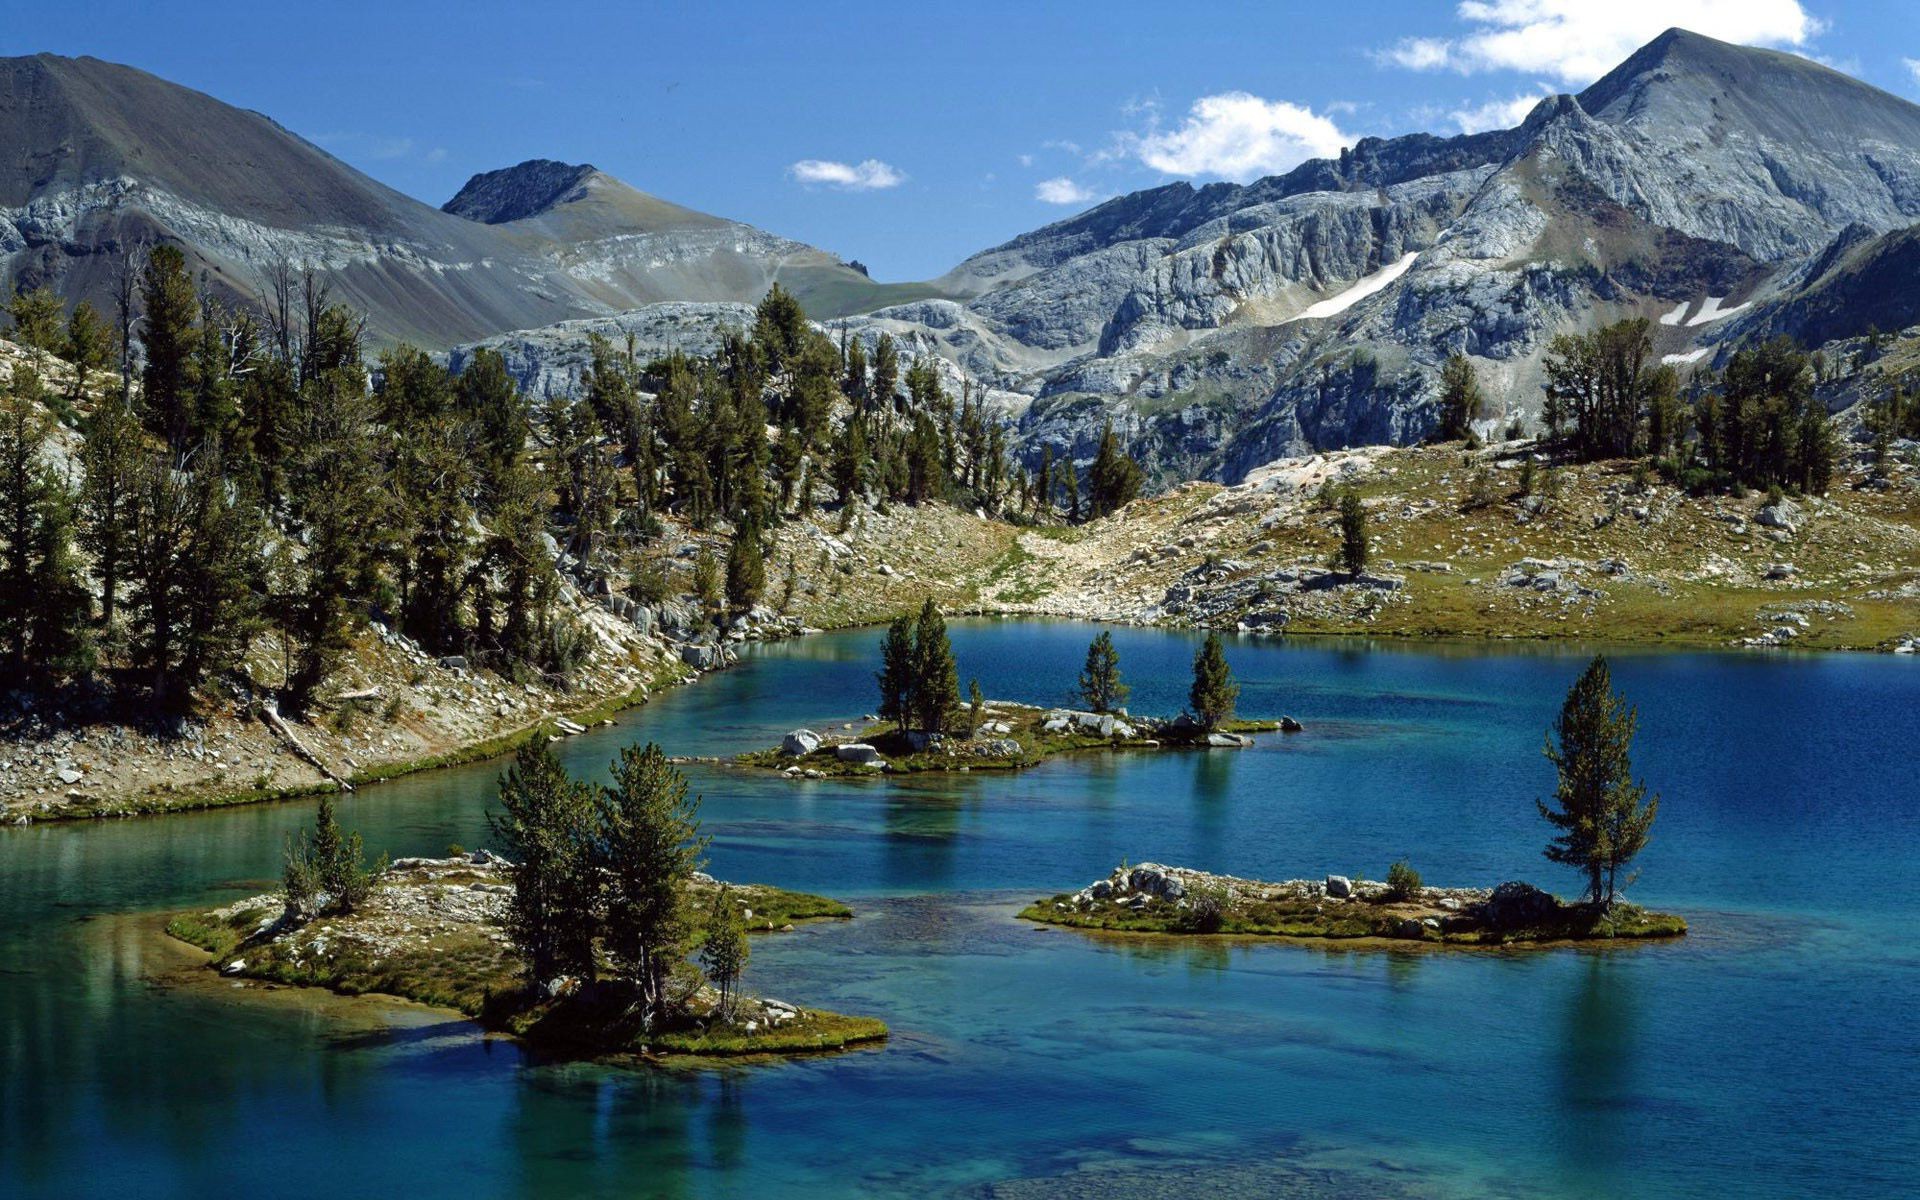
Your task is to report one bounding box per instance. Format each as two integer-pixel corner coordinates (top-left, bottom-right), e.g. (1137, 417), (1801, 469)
(852, 29), (1920, 481)
(0, 55), (925, 346)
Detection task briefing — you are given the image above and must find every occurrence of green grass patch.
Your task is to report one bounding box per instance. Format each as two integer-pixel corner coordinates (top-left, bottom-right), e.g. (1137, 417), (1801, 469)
(1020, 893), (1685, 945)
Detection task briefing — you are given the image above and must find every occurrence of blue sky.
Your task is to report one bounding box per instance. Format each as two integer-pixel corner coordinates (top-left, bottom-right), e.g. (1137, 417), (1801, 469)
(13, 1), (1920, 280)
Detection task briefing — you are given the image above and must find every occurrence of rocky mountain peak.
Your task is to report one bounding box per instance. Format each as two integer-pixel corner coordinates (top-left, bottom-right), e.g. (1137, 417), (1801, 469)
(441, 159), (601, 224)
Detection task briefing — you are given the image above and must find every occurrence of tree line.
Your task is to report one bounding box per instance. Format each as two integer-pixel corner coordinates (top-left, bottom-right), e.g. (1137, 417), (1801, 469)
(1432, 318), (1842, 495)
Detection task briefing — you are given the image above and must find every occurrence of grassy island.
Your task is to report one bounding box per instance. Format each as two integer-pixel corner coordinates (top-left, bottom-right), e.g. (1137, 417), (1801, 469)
(166, 854), (886, 1059)
(1020, 863), (1686, 946)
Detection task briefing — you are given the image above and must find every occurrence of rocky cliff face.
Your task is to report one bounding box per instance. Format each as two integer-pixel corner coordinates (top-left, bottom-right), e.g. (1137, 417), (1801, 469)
(868, 28), (1920, 484)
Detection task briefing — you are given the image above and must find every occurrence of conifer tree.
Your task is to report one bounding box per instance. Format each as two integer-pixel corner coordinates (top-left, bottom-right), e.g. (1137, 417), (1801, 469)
(598, 743), (708, 1029)
(5, 286), (64, 358)
(1188, 631), (1238, 731)
(1063, 459), (1081, 522)
(833, 415), (868, 505)
(1087, 421), (1143, 518)
(910, 598), (960, 736)
(725, 522), (766, 615)
(699, 885), (749, 1022)
(1539, 655), (1659, 908)
(1337, 487), (1369, 576)
(137, 245), (201, 447)
(64, 300), (115, 402)
(284, 355), (383, 708)
(0, 370), (92, 680)
(489, 739), (599, 984)
(871, 334), (899, 408)
(1434, 354), (1483, 442)
(1078, 630), (1129, 713)
(876, 614), (915, 728)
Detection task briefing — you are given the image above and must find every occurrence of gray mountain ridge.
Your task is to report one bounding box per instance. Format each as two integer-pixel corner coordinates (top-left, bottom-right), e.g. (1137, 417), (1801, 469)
(460, 29), (1920, 483)
(0, 55), (930, 346)
(6, 32), (1919, 484)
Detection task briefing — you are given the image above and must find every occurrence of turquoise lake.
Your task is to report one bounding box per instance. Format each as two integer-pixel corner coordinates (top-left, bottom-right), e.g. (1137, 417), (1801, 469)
(2, 620), (1916, 1198)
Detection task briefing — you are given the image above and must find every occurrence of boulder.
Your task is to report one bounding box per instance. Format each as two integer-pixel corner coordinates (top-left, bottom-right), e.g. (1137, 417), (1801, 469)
(780, 729), (822, 757)
(1126, 864), (1185, 899)
(680, 644), (716, 669)
(1279, 716), (1304, 733)
(1393, 918), (1427, 940)
(1479, 881), (1559, 929)
(1756, 500), (1802, 531)
(1205, 732), (1245, 748)
(835, 743), (882, 764)
(905, 731), (946, 752)
(437, 655), (468, 670)
(977, 738), (1022, 757)
(1325, 874), (1352, 898)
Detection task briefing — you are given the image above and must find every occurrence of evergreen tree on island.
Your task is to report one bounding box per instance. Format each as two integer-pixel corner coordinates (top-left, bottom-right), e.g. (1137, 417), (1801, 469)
(1539, 655), (1659, 908)
(489, 739), (600, 985)
(875, 614), (915, 729)
(1188, 632), (1238, 731)
(910, 598), (960, 736)
(599, 742), (708, 1030)
(1078, 630), (1129, 713)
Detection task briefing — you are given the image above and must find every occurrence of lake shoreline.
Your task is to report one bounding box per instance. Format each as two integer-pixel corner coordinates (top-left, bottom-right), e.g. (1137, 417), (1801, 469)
(13, 603), (1910, 829)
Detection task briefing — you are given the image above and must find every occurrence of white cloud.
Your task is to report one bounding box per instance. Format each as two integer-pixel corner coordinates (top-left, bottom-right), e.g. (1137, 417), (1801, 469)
(1378, 1), (1822, 86)
(788, 158), (905, 190)
(1017, 153), (1035, 167)
(1905, 57), (1920, 84)
(1449, 87), (1554, 132)
(1035, 177), (1100, 205)
(1126, 92), (1351, 183)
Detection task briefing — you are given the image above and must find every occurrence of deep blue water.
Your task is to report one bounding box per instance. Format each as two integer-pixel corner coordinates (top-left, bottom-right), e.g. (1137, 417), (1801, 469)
(2, 621), (1915, 1198)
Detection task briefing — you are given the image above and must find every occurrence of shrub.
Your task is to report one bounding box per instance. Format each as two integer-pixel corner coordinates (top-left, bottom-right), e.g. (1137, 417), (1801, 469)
(1178, 885), (1228, 933)
(1385, 859), (1422, 902)
(631, 560), (672, 606)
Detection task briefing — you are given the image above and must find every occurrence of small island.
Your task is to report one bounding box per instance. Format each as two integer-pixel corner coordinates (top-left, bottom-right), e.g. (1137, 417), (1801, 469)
(743, 611), (1293, 776)
(167, 741), (886, 1061)
(1020, 863), (1685, 945)
(1027, 655), (1685, 947)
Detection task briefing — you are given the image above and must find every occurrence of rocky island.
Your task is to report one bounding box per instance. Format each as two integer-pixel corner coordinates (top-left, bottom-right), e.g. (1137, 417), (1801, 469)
(166, 851), (886, 1059)
(1022, 863), (1686, 945)
(742, 703), (1288, 779)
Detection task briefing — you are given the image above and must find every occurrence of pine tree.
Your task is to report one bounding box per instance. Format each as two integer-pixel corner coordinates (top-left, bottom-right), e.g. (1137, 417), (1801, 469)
(1078, 630), (1129, 713)
(489, 739), (599, 984)
(1434, 354), (1483, 442)
(127, 446), (260, 706)
(699, 885), (749, 1023)
(0, 370), (92, 680)
(871, 334), (900, 408)
(5, 286), (64, 358)
(64, 300), (115, 403)
(1337, 487), (1369, 576)
(1087, 422), (1143, 518)
(1539, 655), (1660, 908)
(876, 614), (915, 728)
(833, 415), (868, 505)
(284, 358), (384, 708)
(1063, 459), (1081, 522)
(910, 599), (960, 736)
(692, 546), (722, 617)
(598, 743), (708, 1029)
(138, 245), (201, 447)
(1188, 632), (1238, 731)
(725, 522), (766, 615)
